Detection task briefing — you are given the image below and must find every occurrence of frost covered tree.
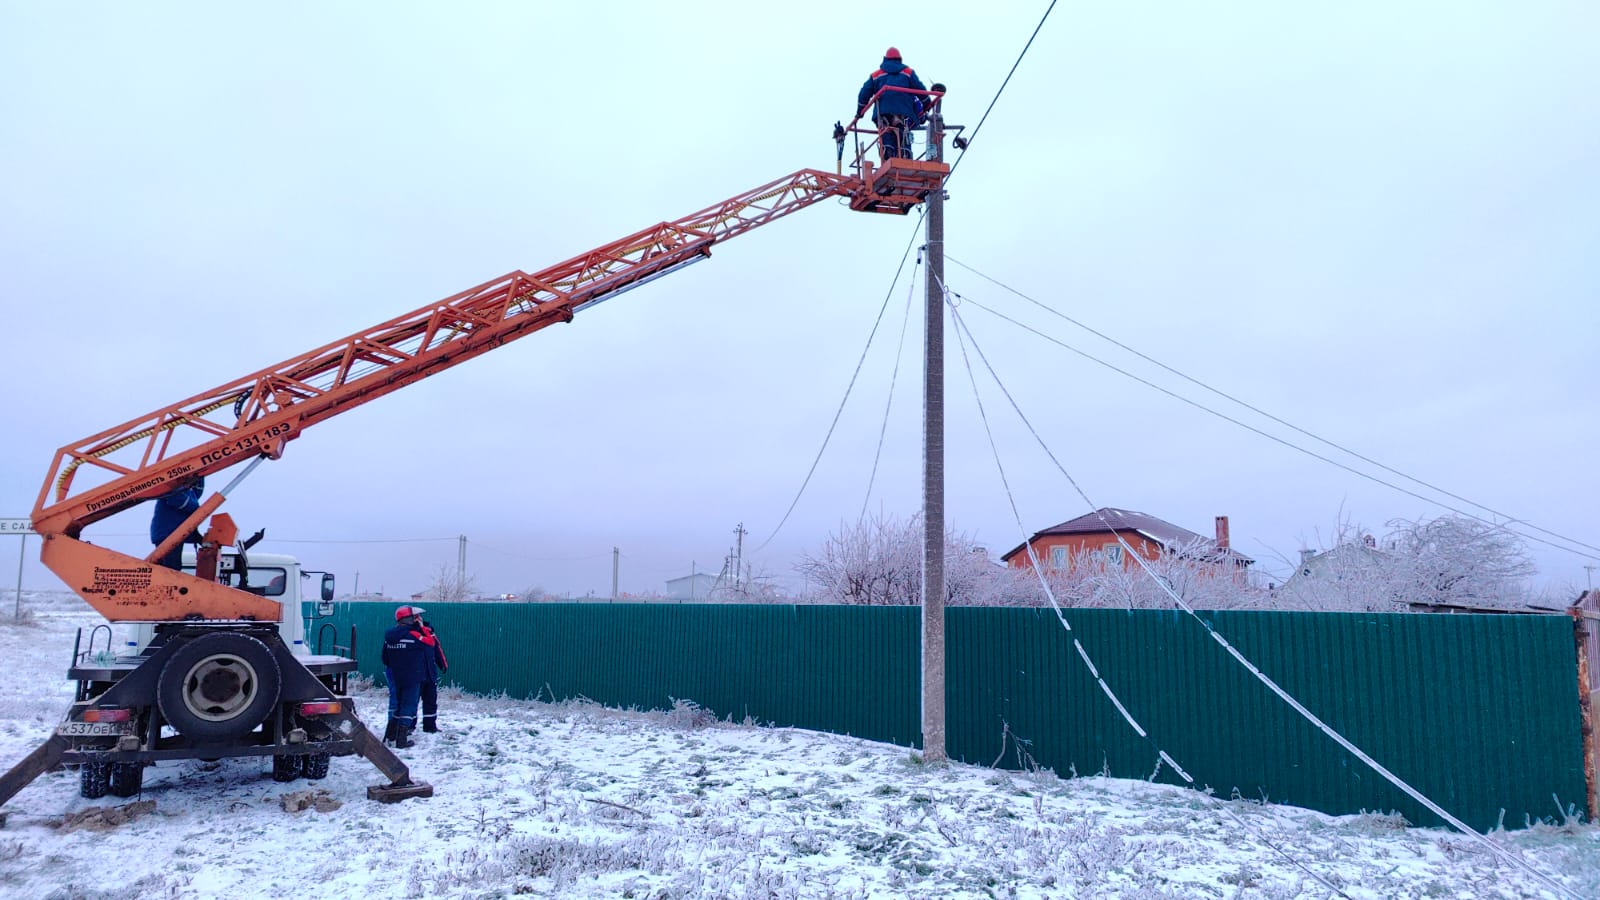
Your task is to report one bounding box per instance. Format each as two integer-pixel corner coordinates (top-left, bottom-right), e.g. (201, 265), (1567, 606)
(1382, 514), (1535, 608)
(798, 514), (1268, 608)
(1011, 542), (1265, 611)
(795, 513), (1019, 605)
(795, 513), (921, 605)
(707, 562), (790, 603)
(1272, 514), (1535, 612)
(425, 564), (480, 602)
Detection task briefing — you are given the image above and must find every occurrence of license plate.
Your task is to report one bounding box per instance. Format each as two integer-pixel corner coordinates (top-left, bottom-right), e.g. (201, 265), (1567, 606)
(56, 721), (136, 737)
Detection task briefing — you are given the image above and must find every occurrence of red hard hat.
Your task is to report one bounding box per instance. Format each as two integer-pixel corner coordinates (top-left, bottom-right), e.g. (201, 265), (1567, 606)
(884, 46), (902, 60)
(395, 605), (424, 621)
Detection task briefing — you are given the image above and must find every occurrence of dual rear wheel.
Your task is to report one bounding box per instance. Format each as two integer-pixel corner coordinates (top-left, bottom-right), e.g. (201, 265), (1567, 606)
(77, 631), (333, 798)
(271, 752), (331, 782)
(79, 761), (143, 799)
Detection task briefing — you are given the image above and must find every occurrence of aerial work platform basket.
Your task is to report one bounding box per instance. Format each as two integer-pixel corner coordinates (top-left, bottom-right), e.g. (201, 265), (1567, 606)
(851, 157), (950, 214)
(838, 85), (953, 215)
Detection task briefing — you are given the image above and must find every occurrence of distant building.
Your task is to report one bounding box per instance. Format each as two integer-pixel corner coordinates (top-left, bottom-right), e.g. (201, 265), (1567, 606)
(1277, 536), (1386, 599)
(666, 572), (720, 601)
(1000, 508), (1253, 572)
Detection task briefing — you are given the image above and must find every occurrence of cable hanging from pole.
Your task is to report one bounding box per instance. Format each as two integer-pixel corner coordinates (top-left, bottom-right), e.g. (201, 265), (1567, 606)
(943, 279), (1578, 899)
(945, 296), (1354, 898)
(858, 252), (923, 524)
(753, 210), (929, 554)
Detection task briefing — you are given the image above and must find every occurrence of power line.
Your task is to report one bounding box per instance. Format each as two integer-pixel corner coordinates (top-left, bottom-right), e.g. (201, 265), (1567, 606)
(858, 252), (922, 523)
(953, 289), (1600, 563)
(948, 0), (1059, 178)
(753, 210), (928, 553)
(470, 539), (611, 563)
(948, 255), (1600, 558)
(227, 536), (456, 545)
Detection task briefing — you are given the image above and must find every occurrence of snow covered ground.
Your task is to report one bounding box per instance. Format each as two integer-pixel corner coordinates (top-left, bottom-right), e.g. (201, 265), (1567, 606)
(0, 592), (1596, 899)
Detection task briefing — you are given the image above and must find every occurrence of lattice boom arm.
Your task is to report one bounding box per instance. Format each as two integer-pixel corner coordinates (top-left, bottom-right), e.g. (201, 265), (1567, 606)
(33, 168), (858, 536)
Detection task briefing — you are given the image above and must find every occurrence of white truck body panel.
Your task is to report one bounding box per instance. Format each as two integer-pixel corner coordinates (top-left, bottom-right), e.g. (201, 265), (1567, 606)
(129, 550), (314, 656)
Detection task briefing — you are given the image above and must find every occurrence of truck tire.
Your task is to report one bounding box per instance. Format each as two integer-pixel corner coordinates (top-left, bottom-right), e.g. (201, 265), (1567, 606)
(157, 632), (282, 743)
(271, 754), (303, 783)
(80, 762), (110, 799)
(302, 752), (331, 780)
(108, 762), (144, 797)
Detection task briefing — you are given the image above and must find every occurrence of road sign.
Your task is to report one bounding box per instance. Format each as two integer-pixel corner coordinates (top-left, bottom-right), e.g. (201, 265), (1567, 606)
(5, 518), (31, 619)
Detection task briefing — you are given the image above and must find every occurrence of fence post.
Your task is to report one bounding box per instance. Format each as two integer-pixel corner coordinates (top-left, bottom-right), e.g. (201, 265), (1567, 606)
(1570, 608), (1597, 823)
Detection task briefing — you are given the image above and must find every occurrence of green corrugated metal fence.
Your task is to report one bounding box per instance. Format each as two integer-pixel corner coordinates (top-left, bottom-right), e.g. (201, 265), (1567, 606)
(309, 601), (1585, 830)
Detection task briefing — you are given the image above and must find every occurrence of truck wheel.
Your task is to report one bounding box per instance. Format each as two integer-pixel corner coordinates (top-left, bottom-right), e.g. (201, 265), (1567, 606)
(302, 753), (331, 780)
(157, 632), (282, 743)
(80, 762), (111, 799)
(108, 762), (144, 797)
(271, 754), (303, 783)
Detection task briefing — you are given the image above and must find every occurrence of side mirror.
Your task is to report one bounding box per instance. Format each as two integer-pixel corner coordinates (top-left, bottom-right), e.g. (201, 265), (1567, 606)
(320, 573), (336, 604)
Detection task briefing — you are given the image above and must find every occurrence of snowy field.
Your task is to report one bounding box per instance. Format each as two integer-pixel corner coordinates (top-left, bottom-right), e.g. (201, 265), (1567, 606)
(0, 592), (1596, 899)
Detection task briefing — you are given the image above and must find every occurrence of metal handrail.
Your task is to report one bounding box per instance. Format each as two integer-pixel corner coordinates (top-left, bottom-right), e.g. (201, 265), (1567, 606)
(839, 86), (947, 174)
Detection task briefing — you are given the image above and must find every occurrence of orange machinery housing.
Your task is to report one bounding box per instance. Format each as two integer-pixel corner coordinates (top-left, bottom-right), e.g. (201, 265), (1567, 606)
(31, 92), (951, 623)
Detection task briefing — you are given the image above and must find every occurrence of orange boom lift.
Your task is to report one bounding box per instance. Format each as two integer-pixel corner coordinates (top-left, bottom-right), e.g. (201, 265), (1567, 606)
(0, 88), (951, 808)
(33, 92), (949, 624)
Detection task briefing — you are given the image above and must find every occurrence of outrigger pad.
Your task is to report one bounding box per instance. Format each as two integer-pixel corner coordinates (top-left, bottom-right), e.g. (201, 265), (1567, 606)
(367, 780), (433, 803)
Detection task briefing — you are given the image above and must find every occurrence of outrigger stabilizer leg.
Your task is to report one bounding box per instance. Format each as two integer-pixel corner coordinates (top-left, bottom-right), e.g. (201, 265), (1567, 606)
(337, 710), (434, 803)
(0, 713), (431, 816)
(0, 734), (71, 814)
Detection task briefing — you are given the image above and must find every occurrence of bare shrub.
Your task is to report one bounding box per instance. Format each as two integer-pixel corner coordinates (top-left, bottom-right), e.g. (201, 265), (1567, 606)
(665, 698), (715, 730)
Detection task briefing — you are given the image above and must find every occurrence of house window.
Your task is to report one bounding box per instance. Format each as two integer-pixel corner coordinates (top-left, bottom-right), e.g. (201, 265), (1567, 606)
(1050, 546), (1068, 568)
(1103, 543), (1124, 565)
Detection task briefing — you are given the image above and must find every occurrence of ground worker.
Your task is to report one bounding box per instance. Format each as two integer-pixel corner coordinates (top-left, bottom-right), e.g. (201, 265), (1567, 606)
(381, 605), (430, 748)
(857, 47), (927, 161)
(416, 616), (448, 733)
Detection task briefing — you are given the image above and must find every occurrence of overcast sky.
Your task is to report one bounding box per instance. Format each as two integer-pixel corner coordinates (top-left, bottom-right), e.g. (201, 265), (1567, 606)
(1, 2), (1595, 600)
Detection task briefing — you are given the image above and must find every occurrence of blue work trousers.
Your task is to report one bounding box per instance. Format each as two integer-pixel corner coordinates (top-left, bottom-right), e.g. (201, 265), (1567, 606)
(389, 680), (422, 730)
(421, 678), (438, 729)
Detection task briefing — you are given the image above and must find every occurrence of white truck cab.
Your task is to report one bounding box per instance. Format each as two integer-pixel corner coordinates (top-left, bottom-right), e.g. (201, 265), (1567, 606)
(123, 550), (338, 658)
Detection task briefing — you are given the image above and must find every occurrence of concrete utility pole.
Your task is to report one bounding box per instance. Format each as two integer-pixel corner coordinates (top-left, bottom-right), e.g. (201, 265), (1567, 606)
(920, 109), (948, 763)
(734, 522), (747, 592)
(612, 546), (620, 601)
(457, 535), (467, 579)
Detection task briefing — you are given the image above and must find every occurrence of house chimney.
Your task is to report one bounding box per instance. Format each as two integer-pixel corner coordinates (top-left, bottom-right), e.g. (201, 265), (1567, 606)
(1214, 515), (1230, 550)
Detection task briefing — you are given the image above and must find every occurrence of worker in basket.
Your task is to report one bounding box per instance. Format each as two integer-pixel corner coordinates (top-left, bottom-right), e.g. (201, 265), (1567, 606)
(857, 46), (927, 161)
